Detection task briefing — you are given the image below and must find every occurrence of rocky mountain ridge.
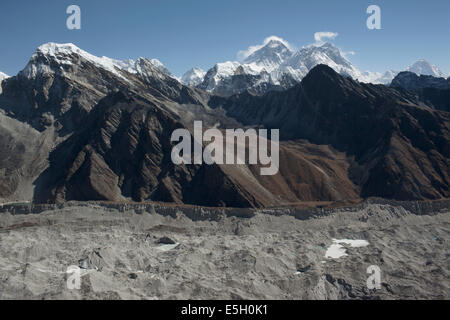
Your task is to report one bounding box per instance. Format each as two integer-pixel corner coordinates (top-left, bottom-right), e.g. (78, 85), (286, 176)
(0, 43), (449, 207)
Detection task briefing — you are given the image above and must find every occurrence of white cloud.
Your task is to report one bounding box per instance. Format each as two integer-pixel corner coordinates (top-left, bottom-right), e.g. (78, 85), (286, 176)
(314, 32), (339, 43)
(238, 36), (295, 61)
(342, 50), (356, 59)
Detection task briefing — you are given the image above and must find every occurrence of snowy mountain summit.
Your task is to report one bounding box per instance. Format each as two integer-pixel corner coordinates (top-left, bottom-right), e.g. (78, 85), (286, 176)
(20, 43), (136, 79)
(277, 42), (381, 83)
(195, 37), (387, 96)
(20, 42), (173, 81)
(181, 67), (206, 86)
(241, 36), (295, 73)
(6, 41), (448, 98)
(182, 36), (449, 96)
(406, 59), (446, 78)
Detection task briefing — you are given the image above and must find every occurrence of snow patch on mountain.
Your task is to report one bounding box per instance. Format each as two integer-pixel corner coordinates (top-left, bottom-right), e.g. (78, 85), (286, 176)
(374, 70), (398, 84)
(181, 67), (206, 86)
(0, 71), (9, 82)
(0, 71), (10, 94)
(150, 58), (173, 76)
(20, 43), (175, 83)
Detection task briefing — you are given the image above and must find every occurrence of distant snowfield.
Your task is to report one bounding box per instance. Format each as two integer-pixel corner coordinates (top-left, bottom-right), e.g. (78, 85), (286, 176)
(0, 201), (31, 207)
(325, 239), (370, 259)
(156, 243), (180, 252)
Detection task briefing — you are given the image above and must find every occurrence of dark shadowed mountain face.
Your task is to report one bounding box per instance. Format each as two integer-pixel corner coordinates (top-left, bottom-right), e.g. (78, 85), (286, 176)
(31, 90), (361, 207)
(211, 65), (450, 200)
(32, 91), (266, 207)
(391, 71), (450, 112)
(391, 71), (450, 90)
(33, 91), (188, 203)
(413, 88), (450, 113)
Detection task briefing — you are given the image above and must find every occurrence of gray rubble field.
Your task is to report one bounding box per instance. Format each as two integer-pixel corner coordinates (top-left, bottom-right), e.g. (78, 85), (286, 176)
(0, 202), (448, 300)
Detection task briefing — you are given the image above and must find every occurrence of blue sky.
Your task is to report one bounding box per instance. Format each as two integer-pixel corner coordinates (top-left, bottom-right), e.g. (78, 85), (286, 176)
(0, 0), (449, 77)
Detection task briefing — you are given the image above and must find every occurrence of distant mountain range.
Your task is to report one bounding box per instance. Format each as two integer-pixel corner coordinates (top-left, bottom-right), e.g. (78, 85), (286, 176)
(0, 42), (448, 207)
(1, 38), (447, 98)
(392, 71), (450, 90)
(406, 59), (447, 78)
(177, 37), (448, 96)
(391, 71), (450, 113)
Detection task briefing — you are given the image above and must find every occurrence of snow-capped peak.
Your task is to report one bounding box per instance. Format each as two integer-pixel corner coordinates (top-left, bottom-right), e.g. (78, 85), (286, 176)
(406, 59), (445, 78)
(199, 37), (385, 94)
(198, 37), (298, 92)
(149, 58), (172, 76)
(239, 36), (295, 60)
(199, 61), (242, 91)
(276, 42), (374, 83)
(241, 36), (295, 73)
(20, 43), (176, 82)
(29, 43), (138, 78)
(289, 42), (352, 71)
(181, 67), (206, 86)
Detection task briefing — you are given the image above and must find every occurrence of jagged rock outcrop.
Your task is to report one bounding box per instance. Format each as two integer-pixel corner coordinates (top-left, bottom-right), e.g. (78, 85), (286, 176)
(391, 71), (450, 90)
(391, 71), (450, 112)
